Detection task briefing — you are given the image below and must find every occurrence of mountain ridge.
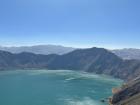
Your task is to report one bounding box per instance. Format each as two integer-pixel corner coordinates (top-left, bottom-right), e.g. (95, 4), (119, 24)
(0, 47), (140, 81)
(1, 45), (140, 60)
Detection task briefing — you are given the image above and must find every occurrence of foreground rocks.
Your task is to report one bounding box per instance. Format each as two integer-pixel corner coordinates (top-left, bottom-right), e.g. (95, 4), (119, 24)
(110, 77), (140, 105)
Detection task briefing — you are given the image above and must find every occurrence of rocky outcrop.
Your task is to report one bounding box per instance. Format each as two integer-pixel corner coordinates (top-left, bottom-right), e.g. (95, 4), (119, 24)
(110, 77), (140, 105)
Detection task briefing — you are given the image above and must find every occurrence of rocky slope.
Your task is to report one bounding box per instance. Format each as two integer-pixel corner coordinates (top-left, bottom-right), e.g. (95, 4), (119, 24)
(110, 77), (140, 105)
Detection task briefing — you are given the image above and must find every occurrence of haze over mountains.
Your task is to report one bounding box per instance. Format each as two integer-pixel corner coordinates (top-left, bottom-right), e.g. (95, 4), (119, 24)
(0, 45), (76, 55)
(112, 49), (140, 60)
(0, 45), (140, 60)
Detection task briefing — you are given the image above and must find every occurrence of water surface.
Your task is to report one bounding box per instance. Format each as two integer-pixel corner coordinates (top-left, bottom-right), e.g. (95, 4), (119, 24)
(0, 70), (123, 105)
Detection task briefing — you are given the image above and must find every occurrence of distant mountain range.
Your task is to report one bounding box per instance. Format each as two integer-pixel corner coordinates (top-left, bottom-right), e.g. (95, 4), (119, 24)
(112, 48), (140, 60)
(0, 45), (140, 60)
(0, 47), (140, 81)
(0, 45), (76, 55)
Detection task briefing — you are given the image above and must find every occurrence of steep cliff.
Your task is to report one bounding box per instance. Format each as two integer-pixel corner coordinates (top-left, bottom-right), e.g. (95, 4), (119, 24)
(110, 77), (140, 105)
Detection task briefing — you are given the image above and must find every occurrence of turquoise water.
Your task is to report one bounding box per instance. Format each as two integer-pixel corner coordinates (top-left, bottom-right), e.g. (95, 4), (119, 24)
(0, 70), (123, 105)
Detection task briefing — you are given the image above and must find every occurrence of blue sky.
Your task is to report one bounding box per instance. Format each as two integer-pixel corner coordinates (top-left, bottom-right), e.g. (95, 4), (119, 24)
(0, 0), (140, 49)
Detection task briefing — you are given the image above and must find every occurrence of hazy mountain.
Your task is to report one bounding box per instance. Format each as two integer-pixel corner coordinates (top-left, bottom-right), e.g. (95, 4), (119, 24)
(112, 48), (140, 60)
(1, 45), (140, 61)
(0, 45), (76, 55)
(0, 47), (140, 81)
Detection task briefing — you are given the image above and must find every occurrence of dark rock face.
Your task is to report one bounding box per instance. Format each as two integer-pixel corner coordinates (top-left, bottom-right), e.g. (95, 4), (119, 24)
(0, 47), (140, 81)
(111, 77), (140, 105)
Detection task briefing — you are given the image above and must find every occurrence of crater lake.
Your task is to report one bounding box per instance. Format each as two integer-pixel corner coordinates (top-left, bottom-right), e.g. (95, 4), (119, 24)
(0, 70), (123, 105)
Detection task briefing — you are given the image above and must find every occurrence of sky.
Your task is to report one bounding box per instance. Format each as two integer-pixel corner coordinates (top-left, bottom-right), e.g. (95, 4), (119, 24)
(0, 0), (140, 49)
